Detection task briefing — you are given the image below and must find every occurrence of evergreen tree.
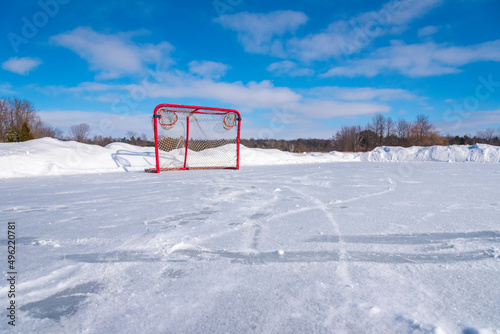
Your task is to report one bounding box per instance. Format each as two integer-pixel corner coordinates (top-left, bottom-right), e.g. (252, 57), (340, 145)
(19, 122), (34, 141)
(4, 124), (20, 142)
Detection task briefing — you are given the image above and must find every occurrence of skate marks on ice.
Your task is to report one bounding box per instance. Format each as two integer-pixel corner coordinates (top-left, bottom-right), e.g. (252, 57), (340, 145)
(62, 251), (162, 263)
(20, 281), (103, 321)
(0, 204), (69, 214)
(58, 245), (498, 265)
(142, 207), (218, 232)
(166, 246), (497, 265)
(329, 177), (397, 205)
(307, 230), (500, 245)
(0, 236), (37, 246)
(165, 229), (500, 264)
(58, 230), (499, 265)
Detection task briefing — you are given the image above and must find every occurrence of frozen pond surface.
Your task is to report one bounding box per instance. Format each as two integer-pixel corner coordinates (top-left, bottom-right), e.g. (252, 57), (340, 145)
(1, 162), (499, 333)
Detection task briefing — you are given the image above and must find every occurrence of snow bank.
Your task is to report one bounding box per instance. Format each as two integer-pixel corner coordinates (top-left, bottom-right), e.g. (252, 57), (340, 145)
(240, 146), (360, 166)
(1, 138), (499, 178)
(0, 138), (155, 178)
(363, 144), (500, 163)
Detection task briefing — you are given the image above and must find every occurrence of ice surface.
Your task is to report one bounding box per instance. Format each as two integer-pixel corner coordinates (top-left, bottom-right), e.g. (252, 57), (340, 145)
(1, 155), (499, 332)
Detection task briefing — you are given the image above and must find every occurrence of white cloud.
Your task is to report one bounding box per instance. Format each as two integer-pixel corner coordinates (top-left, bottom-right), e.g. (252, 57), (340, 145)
(288, 0), (443, 61)
(243, 118), (337, 140)
(44, 70), (302, 110)
(143, 73), (302, 109)
(50, 27), (174, 79)
(0, 83), (16, 94)
(2, 57), (42, 75)
(289, 85), (421, 119)
(188, 61), (229, 79)
(305, 86), (417, 101)
(384, 0), (444, 28)
(217, 0), (442, 61)
(436, 109), (500, 135)
(417, 25), (439, 37)
(65, 82), (124, 93)
(38, 110), (153, 138)
(149, 78), (391, 118)
(215, 11), (308, 56)
(266, 61), (314, 77)
(45, 72), (399, 121)
(322, 40), (500, 77)
(287, 100), (391, 119)
(36, 82), (127, 103)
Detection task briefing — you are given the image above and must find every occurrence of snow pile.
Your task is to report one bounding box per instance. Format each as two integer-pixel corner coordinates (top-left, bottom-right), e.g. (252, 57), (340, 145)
(240, 146), (360, 166)
(1, 138), (500, 178)
(364, 144), (500, 163)
(0, 138), (155, 178)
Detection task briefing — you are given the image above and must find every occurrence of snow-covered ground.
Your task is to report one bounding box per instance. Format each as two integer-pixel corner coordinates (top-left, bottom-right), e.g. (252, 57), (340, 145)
(1, 139), (500, 333)
(1, 138), (500, 178)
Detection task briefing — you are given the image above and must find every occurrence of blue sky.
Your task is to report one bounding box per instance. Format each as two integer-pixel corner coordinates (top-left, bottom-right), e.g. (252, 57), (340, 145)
(1, 0), (500, 139)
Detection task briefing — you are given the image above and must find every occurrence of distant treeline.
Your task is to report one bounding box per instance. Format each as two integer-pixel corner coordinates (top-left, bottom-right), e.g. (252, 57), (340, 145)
(2, 96), (499, 152)
(328, 113), (499, 152)
(241, 134), (500, 153)
(0, 97), (62, 142)
(242, 113), (499, 152)
(86, 124), (500, 153)
(240, 138), (336, 153)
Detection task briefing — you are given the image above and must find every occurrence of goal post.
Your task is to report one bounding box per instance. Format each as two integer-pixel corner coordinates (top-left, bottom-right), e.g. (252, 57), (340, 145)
(145, 104), (242, 172)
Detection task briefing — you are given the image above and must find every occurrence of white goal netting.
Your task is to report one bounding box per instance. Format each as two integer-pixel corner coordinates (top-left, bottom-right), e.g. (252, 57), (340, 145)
(148, 105), (241, 172)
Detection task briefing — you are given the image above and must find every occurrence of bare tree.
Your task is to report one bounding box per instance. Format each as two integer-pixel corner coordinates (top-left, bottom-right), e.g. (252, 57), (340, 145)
(335, 125), (363, 152)
(0, 96), (37, 141)
(386, 117), (394, 138)
(38, 123), (64, 139)
(370, 113), (386, 146)
(385, 117), (396, 145)
(0, 98), (7, 140)
(0, 96), (63, 141)
(70, 123), (91, 142)
(477, 128), (497, 143)
(126, 130), (138, 140)
(414, 114), (433, 140)
(29, 120), (63, 139)
(396, 118), (409, 143)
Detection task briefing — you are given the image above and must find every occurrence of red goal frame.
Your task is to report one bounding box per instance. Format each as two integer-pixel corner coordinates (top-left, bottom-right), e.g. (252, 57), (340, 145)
(146, 104), (242, 173)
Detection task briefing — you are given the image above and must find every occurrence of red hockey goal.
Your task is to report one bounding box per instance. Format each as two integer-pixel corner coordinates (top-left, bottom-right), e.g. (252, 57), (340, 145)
(146, 104), (242, 172)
